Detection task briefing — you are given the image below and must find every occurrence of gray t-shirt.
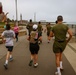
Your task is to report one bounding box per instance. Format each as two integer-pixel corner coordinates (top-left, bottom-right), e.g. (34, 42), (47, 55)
(1, 30), (15, 46)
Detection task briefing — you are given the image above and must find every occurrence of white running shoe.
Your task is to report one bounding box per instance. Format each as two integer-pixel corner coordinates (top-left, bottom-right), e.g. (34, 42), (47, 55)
(38, 41), (40, 44)
(60, 67), (64, 71)
(4, 63), (8, 69)
(9, 57), (13, 62)
(48, 40), (50, 43)
(55, 72), (61, 75)
(34, 63), (38, 68)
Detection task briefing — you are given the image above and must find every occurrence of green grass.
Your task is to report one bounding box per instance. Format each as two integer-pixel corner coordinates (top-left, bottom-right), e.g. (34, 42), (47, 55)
(0, 22), (5, 26)
(0, 22), (14, 28)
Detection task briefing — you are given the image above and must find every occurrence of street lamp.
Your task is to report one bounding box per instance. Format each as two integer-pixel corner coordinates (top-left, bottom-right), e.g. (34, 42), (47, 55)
(15, 0), (18, 22)
(75, 25), (76, 42)
(34, 12), (36, 22)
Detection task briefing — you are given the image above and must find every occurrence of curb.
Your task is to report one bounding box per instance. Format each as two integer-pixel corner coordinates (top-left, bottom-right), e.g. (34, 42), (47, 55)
(68, 44), (76, 53)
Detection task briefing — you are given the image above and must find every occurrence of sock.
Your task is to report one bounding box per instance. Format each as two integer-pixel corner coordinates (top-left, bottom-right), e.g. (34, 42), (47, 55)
(60, 61), (62, 68)
(57, 67), (60, 73)
(5, 60), (8, 64)
(38, 41), (40, 43)
(48, 40), (50, 42)
(10, 55), (12, 58)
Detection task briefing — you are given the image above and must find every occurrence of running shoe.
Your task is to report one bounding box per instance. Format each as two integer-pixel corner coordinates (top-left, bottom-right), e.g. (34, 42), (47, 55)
(48, 41), (50, 43)
(48, 40), (50, 43)
(16, 39), (18, 42)
(9, 57), (13, 62)
(34, 63), (38, 68)
(29, 60), (33, 66)
(4, 63), (8, 69)
(40, 40), (42, 43)
(55, 71), (61, 75)
(60, 67), (64, 71)
(38, 41), (40, 44)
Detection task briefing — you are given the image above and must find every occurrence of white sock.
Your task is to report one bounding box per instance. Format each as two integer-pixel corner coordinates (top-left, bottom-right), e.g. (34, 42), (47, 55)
(60, 61), (62, 68)
(10, 55), (12, 58)
(57, 67), (60, 73)
(5, 60), (8, 64)
(48, 40), (50, 42)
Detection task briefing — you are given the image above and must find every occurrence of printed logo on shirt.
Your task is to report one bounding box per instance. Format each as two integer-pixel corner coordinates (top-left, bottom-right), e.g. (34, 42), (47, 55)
(4, 32), (14, 38)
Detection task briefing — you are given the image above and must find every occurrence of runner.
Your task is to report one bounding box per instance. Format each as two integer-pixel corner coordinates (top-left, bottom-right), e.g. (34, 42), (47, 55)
(38, 21), (43, 44)
(1, 24), (15, 69)
(28, 24), (40, 68)
(26, 19), (33, 40)
(45, 23), (52, 43)
(50, 15), (72, 75)
(13, 22), (19, 42)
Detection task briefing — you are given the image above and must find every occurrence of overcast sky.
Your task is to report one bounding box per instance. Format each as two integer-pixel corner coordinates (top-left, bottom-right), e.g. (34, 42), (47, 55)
(0, 0), (76, 22)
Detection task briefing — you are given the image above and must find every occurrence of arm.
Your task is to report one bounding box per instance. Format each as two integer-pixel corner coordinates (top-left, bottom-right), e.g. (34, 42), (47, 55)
(66, 29), (72, 43)
(41, 25), (43, 31)
(26, 24), (29, 29)
(49, 31), (54, 37)
(13, 31), (15, 39)
(1, 33), (6, 43)
(18, 26), (19, 32)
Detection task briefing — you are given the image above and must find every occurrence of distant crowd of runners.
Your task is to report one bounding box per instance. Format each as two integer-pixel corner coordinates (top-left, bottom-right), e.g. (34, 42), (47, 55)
(1, 15), (72, 75)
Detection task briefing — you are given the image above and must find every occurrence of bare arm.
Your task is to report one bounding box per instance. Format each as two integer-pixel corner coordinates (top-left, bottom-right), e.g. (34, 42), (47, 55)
(49, 31), (54, 37)
(66, 29), (72, 43)
(1, 35), (5, 43)
(13, 31), (16, 39)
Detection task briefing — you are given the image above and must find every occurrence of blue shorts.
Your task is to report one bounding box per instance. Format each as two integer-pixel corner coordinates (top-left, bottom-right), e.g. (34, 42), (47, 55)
(6, 46), (13, 52)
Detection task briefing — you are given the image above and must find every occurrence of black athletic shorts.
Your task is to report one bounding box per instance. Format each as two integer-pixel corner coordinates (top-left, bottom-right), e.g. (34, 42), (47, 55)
(47, 32), (50, 36)
(6, 46), (13, 52)
(29, 42), (39, 54)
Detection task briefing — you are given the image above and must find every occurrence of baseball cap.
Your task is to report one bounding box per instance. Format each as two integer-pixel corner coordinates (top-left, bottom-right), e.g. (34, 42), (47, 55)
(33, 24), (38, 30)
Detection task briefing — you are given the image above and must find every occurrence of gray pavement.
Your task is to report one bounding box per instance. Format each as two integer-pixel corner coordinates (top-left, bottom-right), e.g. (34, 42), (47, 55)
(0, 32), (76, 75)
(68, 43), (76, 53)
(64, 44), (76, 73)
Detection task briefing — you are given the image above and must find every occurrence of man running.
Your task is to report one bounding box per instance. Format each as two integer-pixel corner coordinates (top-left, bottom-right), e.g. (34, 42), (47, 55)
(38, 21), (43, 44)
(26, 19), (33, 37)
(50, 15), (72, 75)
(46, 23), (52, 43)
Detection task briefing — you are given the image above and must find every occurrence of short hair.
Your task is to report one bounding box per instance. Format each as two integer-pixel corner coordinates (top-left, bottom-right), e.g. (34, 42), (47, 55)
(55, 20), (58, 24)
(6, 24), (11, 30)
(57, 15), (63, 21)
(38, 21), (41, 24)
(29, 19), (32, 22)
